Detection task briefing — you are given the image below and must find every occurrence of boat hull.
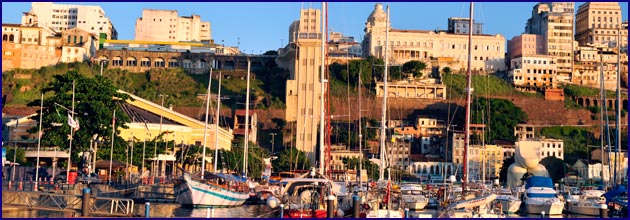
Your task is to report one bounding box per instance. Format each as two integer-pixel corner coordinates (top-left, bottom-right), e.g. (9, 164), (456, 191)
(499, 199), (521, 214)
(175, 173), (249, 207)
(404, 200), (429, 210)
(525, 203), (563, 215)
(569, 204), (605, 216)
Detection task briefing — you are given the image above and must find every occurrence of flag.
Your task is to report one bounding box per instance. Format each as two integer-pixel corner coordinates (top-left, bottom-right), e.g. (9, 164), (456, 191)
(383, 181), (391, 205)
(67, 113), (78, 129)
(112, 111), (116, 128)
(74, 117), (80, 132)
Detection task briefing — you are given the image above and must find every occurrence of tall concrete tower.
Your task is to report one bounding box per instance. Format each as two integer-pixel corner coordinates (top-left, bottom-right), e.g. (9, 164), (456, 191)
(276, 8), (323, 167)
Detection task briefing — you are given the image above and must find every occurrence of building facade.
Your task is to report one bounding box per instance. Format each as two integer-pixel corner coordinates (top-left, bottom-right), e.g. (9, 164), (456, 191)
(575, 2), (626, 48)
(447, 17), (483, 35)
(507, 34), (546, 60)
(134, 9), (211, 43)
(509, 55), (558, 91)
(362, 4), (506, 74)
(2, 24), (61, 72)
(21, 2), (117, 39)
(573, 46), (620, 90)
(375, 78), (447, 99)
(60, 28), (97, 63)
(525, 2), (574, 83)
(276, 8), (323, 166)
(515, 138), (564, 160)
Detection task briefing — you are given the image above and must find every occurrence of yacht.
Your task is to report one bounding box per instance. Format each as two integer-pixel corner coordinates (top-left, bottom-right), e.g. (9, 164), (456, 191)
(567, 190), (606, 216)
(399, 184), (429, 210)
(523, 176), (564, 215)
(495, 188), (522, 215)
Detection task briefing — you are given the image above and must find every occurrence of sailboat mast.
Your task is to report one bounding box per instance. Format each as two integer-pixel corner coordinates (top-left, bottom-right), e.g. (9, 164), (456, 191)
(379, 4), (390, 181)
(34, 93), (43, 191)
(214, 72), (223, 173)
(463, 2), (474, 191)
(358, 69), (363, 187)
(200, 69), (213, 179)
(614, 28), (621, 186)
(67, 80), (75, 180)
(243, 59), (251, 177)
(599, 44), (605, 189)
(319, 2), (327, 174)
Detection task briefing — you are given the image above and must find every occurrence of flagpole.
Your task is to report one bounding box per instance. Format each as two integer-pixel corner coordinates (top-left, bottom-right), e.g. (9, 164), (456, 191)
(109, 109), (116, 184)
(67, 80), (75, 181)
(12, 120), (18, 181)
(34, 93), (44, 191)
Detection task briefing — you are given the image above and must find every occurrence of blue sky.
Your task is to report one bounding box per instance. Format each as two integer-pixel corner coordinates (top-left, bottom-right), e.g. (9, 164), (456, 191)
(2, 2), (628, 54)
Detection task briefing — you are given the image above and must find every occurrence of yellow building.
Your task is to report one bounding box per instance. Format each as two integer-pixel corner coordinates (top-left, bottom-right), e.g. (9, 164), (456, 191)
(117, 90), (233, 152)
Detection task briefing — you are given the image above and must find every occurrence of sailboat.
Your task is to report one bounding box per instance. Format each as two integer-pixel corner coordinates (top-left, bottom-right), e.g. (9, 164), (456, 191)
(438, 3), (501, 218)
(365, 4), (404, 218)
(174, 69), (249, 207)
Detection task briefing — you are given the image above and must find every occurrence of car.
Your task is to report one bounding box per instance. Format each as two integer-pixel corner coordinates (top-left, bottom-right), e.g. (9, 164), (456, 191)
(54, 171), (101, 184)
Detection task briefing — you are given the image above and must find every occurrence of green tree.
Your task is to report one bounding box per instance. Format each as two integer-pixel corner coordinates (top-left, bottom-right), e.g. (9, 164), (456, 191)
(26, 71), (132, 168)
(343, 157), (380, 181)
(538, 126), (596, 164)
(539, 156), (567, 183)
(460, 98), (527, 142)
(273, 147), (310, 172)
(402, 60), (427, 78)
(6, 148), (26, 165)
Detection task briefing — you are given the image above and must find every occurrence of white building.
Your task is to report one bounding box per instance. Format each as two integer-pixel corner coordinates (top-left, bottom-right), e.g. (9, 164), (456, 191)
(508, 55), (558, 91)
(21, 2), (117, 39)
(134, 9), (211, 43)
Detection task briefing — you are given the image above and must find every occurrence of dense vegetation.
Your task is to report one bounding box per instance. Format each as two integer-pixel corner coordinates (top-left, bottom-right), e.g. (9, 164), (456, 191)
(442, 73), (541, 98)
(455, 97), (528, 142)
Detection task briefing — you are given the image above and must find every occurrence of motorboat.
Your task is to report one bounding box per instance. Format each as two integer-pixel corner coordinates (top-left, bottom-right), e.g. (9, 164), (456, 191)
(399, 184), (429, 210)
(523, 176), (563, 215)
(567, 190), (606, 216)
(495, 188), (522, 215)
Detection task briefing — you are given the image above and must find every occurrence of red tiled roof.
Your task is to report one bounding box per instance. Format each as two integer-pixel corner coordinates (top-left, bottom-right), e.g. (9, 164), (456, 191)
(2, 107), (38, 117)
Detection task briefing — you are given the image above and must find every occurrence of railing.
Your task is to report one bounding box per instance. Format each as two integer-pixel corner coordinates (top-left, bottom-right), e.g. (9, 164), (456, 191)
(2, 187), (136, 217)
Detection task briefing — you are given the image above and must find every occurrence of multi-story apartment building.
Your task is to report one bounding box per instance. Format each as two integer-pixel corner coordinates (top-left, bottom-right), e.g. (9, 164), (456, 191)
(525, 2), (574, 83)
(276, 8), (323, 166)
(447, 17), (483, 35)
(134, 9), (211, 43)
(362, 4), (506, 74)
(328, 31), (362, 58)
(507, 34), (546, 60)
(575, 2), (626, 48)
(451, 136), (504, 180)
(329, 145), (362, 170)
(509, 55), (558, 91)
(573, 46), (619, 90)
(21, 2), (117, 39)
